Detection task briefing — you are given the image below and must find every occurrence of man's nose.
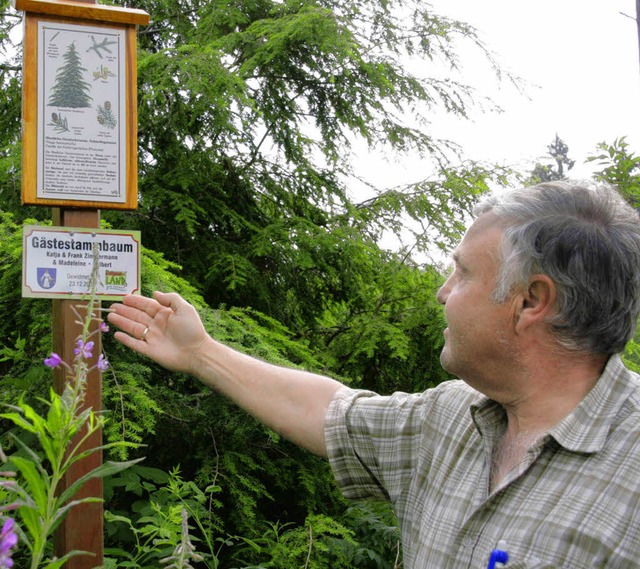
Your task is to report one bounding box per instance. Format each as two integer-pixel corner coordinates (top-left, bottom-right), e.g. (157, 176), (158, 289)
(436, 279), (449, 305)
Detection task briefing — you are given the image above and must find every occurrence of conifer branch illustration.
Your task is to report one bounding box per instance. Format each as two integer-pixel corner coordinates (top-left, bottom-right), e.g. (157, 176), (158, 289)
(96, 100), (117, 129)
(87, 35), (118, 59)
(48, 112), (69, 133)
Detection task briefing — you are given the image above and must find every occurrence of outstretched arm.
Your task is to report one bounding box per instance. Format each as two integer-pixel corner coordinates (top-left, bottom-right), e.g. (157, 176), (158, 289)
(107, 292), (343, 457)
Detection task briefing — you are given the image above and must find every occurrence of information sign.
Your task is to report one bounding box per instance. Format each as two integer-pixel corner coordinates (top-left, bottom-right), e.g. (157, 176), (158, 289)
(37, 21), (127, 203)
(22, 225), (141, 300)
(18, 0), (149, 210)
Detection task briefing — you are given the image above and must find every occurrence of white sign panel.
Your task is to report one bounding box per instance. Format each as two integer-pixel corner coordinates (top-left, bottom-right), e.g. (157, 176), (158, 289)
(37, 21), (127, 202)
(22, 225), (140, 300)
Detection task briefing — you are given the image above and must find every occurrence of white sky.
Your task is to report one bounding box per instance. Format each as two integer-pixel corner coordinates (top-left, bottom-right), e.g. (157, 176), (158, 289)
(352, 0), (640, 189)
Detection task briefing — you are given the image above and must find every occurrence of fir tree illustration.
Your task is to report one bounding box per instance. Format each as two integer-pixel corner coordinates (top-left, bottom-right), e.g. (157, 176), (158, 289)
(48, 41), (93, 108)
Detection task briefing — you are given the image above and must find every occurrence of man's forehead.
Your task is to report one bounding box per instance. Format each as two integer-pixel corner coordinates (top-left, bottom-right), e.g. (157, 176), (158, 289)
(454, 216), (504, 262)
(469, 211), (504, 232)
(462, 213), (505, 242)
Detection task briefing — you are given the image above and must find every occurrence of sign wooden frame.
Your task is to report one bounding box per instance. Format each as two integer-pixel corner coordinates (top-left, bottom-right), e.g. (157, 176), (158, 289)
(18, 0), (149, 210)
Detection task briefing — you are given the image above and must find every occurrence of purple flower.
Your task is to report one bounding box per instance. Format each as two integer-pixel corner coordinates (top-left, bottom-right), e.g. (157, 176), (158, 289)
(73, 340), (94, 360)
(97, 354), (109, 372)
(43, 353), (63, 368)
(0, 518), (18, 568)
(99, 321), (109, 333)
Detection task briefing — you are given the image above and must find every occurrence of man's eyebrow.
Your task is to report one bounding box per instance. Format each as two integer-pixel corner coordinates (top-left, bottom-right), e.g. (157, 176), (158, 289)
(451, 251), (466, 270)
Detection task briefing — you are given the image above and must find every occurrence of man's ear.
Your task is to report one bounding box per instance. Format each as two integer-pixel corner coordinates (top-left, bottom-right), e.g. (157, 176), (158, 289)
(515, 275), (556, 333)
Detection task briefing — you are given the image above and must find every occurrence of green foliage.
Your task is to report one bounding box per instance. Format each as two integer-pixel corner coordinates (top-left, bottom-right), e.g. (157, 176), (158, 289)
(101, 361), (163, 459)
(587, 136), (640, 208)
(528, 134), (575, 184)
(1, 400), (140, 567)
(588, 137), (640, 371)
(337, 502), (402, 569)
(0, 2), (21, 151)
(232, 514), (356, 569)
(90, 0), (509, 334)
(105, 466), (226, 568)
(160, 508), (206, 568)
(623, 331), (640, 375)
(181, 393), (345, 538)
(0, 215), (55, 404)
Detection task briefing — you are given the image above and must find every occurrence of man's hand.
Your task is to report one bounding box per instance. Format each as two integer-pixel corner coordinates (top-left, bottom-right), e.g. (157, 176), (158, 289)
(107, 291), (208, 375)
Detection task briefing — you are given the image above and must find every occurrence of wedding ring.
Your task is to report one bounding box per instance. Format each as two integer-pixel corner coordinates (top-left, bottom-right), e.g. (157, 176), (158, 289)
(140, 327), (150, 341)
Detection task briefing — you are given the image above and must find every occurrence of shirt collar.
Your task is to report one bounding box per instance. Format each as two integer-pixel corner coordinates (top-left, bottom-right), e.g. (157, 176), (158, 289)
(548, 355), (638, 453)
(469, 355), (639, 454)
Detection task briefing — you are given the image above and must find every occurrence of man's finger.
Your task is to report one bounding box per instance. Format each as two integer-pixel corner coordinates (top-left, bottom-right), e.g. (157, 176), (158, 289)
(113, 329), (152, 355)
(122, 293), (163, 318)
(154, 291), (184, 310)
(108, 303), (149, 327)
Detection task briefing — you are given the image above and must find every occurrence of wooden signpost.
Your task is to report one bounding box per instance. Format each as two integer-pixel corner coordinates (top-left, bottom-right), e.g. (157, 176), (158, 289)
(15, 0), (149, 565)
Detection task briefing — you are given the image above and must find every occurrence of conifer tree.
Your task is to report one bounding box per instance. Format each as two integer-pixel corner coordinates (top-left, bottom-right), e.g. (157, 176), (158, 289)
(48, 41), (92, 108)
(529, 134), (575, 183)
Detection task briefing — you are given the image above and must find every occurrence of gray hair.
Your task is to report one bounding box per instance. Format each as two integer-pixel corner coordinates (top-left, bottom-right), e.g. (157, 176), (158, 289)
(474, 181), (640, 355)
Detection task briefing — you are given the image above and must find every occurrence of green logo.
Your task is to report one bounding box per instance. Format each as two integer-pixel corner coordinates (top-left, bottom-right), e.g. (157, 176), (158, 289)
(105, 270), (127, 287)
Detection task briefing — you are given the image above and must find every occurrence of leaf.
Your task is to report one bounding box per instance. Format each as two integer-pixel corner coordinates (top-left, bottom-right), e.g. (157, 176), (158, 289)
(104, 511), (135, 528)
(6, 434), (44, 470)
(18, 504), (42, 545)
(20, 398), (49, 434)
(58, 458), (145, 505)
(42, 550), (92, 569)
(0, 412), (39, 435)
(10, 456), (49, 511)
(51, 497), (103, 528)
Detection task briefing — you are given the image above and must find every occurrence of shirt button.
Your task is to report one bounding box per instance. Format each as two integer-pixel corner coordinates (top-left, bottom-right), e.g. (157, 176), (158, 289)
(463, 536), (473, 547)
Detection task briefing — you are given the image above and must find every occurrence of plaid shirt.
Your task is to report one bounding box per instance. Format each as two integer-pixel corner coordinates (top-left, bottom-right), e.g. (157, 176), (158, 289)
(325, 355), (640, 568)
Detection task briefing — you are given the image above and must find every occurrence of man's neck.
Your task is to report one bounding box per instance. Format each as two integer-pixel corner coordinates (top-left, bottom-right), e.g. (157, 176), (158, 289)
(489, 352), (607, 493)
(500, 350), (608, 435)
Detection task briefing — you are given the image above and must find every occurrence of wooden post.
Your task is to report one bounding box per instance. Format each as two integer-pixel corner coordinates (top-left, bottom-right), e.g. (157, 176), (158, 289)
(52, 0), (102, 564)
(52, 209), (102, 567)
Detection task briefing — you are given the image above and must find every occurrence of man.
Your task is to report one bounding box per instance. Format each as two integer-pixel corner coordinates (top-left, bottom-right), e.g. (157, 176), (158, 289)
(108, 181), (640, 568)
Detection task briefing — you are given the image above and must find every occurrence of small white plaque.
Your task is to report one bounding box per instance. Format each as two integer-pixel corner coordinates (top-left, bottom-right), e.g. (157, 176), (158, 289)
(22, 225), (141, 300)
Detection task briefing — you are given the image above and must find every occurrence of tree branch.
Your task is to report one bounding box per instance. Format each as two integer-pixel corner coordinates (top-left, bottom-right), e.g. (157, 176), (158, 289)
(0, 64), (21, 73)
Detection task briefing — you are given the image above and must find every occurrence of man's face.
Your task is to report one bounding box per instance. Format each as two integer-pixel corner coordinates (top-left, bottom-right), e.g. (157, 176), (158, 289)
(436, 214), (520, 389)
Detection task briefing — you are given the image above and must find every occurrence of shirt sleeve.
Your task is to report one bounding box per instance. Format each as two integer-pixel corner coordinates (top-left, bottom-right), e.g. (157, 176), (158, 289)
(324, 385), (437, 503)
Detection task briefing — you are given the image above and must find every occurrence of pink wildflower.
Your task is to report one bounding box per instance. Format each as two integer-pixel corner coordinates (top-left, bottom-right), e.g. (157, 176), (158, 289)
(73, 340), (94, 360)
(0, 518), (18, 568)
(43, 353), (63, 368)
(97, 354), (109, 372)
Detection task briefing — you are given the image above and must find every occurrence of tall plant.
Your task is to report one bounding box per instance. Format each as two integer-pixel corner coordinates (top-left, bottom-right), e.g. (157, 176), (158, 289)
(0, 251), (141, 567)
